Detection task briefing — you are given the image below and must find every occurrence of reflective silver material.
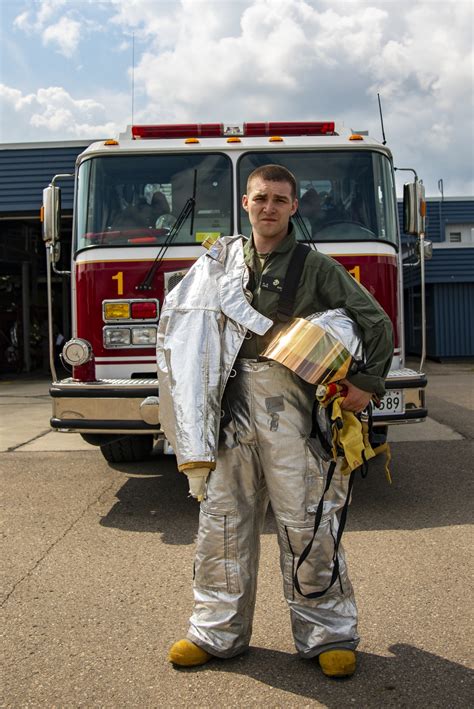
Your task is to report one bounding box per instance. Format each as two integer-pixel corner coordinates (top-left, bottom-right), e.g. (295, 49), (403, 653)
(158, 237), (359, 658)
(140, 396), (160, 425)
(188, 360), (359, 658)
(157, 236), (273, 469)
(307, 308), (364, 361)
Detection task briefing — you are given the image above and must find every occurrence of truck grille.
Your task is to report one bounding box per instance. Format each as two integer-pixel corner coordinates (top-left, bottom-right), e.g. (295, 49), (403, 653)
(164, 269), (189, 296)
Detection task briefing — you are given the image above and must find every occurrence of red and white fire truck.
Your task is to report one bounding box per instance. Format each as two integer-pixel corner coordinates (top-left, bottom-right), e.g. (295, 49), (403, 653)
(42, 121), (428, 462)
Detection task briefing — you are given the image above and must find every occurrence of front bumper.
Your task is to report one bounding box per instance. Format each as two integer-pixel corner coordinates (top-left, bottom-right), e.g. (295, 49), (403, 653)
(50, 378), (160, 434)
(50, 367), (428, 434)
(373, 367), (427, 426)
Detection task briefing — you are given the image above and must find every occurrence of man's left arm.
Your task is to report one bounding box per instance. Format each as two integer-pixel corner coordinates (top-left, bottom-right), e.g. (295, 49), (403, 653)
(317, 260), (394, 401)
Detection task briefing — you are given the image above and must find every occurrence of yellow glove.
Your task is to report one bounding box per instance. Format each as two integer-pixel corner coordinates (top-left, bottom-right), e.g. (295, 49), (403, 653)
(330, 397), (376, 474)
(184, 467), (211, 501)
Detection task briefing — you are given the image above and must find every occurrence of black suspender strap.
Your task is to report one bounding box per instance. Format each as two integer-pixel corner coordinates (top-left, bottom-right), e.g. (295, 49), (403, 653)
(293, 465), (356, 599)
(273, 240), (355, 599)
(276, 243), (311, 322)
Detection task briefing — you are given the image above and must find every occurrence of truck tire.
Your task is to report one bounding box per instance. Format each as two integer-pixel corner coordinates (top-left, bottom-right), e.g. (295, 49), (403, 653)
(99, 435), (154, 463)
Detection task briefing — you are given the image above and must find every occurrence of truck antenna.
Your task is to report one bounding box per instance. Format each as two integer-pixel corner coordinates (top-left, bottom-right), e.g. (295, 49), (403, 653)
(377, 92), (387, 145)
(131, 32), (135, 125)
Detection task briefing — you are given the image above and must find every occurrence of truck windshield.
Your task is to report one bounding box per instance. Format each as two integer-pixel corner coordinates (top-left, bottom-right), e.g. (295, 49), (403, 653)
(238, 150), (398, 244)
(75, 153), (232, 250)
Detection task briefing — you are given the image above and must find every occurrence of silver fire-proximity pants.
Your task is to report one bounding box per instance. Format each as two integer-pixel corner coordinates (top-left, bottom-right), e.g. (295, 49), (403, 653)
(187, 359), (359, 658)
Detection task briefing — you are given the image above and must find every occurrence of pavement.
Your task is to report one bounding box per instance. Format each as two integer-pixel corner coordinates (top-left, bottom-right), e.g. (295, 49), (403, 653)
(1, 359), (471, 454)
(1, 359), (473, 707)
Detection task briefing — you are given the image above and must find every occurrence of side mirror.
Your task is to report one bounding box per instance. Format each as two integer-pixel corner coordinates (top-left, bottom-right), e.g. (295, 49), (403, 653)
(403, 181), (426, 236)
(418, 239), (433, 261)
(42, 185), (62, 244)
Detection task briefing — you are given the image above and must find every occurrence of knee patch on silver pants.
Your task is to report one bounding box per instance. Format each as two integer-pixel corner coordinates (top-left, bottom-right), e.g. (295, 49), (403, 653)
(194, 507), (241, 594)
(278, 516), (347, 600)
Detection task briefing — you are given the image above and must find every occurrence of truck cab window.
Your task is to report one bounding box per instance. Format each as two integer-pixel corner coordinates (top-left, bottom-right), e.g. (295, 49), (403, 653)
(75, 153), (232, 251)
(238, 151), (397, 245)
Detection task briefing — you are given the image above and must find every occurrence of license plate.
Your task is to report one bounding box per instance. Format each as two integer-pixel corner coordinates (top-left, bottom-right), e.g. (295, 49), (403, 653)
(373, 389), (404, 416)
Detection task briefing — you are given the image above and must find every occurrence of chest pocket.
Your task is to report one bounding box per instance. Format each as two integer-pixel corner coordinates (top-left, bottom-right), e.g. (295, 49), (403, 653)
(261, 275), (284, 293)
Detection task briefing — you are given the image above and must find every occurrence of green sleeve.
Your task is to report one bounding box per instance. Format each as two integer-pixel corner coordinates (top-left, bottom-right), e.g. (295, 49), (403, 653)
(312, 257), (394, 397)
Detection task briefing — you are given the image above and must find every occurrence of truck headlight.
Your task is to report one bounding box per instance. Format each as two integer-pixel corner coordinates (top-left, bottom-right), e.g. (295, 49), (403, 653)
(62, 338), (92, 366)
(131, 327), (157, 345)
(104, 328), (131, 347)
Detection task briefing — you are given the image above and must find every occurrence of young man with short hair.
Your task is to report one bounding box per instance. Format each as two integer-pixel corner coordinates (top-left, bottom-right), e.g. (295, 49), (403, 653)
(159, 164), (393, 677)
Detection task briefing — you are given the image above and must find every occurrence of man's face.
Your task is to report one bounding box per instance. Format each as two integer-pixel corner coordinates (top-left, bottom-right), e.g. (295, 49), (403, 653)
(242, 177), (298, 246)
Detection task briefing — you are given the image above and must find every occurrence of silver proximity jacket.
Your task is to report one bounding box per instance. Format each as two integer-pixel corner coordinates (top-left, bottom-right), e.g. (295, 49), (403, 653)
(157, 235), (272, 472)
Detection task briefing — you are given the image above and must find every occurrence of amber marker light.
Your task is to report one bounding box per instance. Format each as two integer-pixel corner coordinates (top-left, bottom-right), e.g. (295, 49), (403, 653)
(269, 136), (284, 142)
(226, 137), (241, 143)
(104, 302), (131, 320)
(40, 206), (44, 222)
(349, 134), (364, 141)
(104, 139), (119, 145)
(185, 137), (200, 144)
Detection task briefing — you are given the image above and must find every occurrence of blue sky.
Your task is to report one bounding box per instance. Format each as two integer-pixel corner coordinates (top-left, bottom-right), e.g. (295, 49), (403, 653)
(1, 0), (473, 196)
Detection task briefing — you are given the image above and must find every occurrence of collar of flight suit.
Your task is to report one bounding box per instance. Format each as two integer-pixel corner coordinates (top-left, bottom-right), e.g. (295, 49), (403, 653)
(244, 223), (297, 263)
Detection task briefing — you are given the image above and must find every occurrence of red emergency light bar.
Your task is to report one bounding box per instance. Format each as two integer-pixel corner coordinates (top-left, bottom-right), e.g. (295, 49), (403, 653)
(131, 121), (336, 139)
(132, 124), (222, 139)
(245, 122), (335, 136)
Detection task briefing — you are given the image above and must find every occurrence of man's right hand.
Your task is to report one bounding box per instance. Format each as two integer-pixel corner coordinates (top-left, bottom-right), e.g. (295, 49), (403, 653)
(185, 467), (211, 501)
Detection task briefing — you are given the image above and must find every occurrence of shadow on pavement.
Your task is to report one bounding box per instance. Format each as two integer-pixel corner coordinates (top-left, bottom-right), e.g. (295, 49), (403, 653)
(100, 452), (278, 543)
(100, 454), (200, 545)
(348, 439), (473, 531)
(99, 437), (473, 540)
(191, 643), (473, 708)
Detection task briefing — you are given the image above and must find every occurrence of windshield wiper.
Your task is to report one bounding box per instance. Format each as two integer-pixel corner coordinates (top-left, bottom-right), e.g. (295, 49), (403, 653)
(293, 209), (318, 250)
(136, 170), (197, 291)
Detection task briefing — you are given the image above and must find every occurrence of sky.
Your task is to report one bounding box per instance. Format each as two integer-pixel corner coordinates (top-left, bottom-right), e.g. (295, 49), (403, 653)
(0, 0), (473, 196)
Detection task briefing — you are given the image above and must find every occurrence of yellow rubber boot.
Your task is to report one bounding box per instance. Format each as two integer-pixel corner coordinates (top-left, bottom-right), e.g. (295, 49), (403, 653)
(318, 649), (356, 678)
(168, 639), (212, 667)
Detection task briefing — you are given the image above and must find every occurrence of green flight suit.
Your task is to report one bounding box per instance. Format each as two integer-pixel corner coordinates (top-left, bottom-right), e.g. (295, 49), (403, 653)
(238, 226), (394, 397)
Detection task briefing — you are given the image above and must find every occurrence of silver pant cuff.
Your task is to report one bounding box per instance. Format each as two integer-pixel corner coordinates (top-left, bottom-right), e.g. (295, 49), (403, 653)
(186, 631), (248, 660)
(299, 637), (360, 659)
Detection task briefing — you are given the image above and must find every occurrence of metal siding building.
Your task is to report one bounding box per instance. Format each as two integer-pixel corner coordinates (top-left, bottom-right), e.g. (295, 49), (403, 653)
(0, 142), (91, 215)
(398, 198), (474, 358)
(0, 141), (95, 372)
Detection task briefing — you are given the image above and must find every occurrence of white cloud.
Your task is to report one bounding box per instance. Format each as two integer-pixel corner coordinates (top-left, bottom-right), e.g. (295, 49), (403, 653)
(6, 0), (474, 194)
(13, 0), (67, 32)
(0, 84), (123, 141)
(37, 0), (68, 25)
(43, 16), (82, 57)
(13, 11), (31, 32)
(13, 0), (83, 56)
(114, 0), (472, 195)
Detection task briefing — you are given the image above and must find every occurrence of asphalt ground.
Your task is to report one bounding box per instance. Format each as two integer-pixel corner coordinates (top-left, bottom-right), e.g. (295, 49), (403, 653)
(1, 360), (473, 708)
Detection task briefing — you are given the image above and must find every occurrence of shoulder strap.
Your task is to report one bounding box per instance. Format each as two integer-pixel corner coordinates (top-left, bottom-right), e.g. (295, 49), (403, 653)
(276, 243), (311, 322)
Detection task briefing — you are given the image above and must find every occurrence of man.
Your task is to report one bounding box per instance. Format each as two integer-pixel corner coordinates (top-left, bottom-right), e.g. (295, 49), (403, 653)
(159, 165), (393, 677)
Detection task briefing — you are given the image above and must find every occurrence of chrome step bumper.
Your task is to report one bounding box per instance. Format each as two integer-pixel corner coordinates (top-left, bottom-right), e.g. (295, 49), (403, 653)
(50, 367), (428, 435)
(50, 378), (160, 434)
(373, 368), (428, 426)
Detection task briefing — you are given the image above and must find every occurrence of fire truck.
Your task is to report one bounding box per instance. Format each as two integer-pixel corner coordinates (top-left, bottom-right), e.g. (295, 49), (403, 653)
(42, 121), (428, 462)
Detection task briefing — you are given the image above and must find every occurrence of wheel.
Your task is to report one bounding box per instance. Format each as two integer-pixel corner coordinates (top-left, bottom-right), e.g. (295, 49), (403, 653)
(99, 435), (154, 463)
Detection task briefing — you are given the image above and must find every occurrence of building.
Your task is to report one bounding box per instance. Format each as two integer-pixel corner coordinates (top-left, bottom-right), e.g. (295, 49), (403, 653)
(398, 198), (474, 359)
(0, 141), (94, 372)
